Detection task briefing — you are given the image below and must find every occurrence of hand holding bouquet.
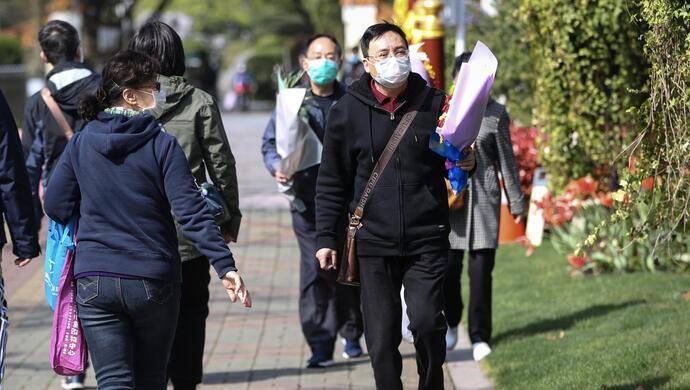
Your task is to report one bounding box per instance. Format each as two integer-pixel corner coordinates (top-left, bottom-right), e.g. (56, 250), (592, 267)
(429, 41), (498, 193)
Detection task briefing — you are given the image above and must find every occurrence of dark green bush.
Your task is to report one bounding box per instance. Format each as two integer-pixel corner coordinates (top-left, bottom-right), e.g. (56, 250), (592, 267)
(0, 35), (22, 65)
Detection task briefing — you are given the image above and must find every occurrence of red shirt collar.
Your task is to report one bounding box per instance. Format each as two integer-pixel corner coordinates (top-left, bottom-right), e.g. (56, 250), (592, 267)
(370, 79), (404, 112)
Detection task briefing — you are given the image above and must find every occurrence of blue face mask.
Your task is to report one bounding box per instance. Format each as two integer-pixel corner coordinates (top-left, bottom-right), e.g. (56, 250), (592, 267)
(307, 58), (339, 85)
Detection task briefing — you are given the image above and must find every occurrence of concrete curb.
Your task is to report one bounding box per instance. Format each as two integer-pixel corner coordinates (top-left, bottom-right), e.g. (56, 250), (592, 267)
(447, 326), (494, 390)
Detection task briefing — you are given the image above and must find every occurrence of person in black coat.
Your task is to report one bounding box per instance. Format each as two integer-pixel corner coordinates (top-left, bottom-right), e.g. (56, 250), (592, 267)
(0, 87), (40, 384)
(261, 34), (364, 368)
(315, 23), (475, 390)
(22, 20), (101, 227)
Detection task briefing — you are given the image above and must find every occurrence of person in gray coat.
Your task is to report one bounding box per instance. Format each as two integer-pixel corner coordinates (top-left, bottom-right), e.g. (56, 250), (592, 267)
(444, 53), (526, 361)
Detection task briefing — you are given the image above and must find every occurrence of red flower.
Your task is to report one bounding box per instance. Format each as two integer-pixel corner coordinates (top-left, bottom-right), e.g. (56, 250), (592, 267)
(509, 124), (540, 196)
(596, 192), (614, 208)
(641, 177), (654, 191)
(567, 254), (587, 269)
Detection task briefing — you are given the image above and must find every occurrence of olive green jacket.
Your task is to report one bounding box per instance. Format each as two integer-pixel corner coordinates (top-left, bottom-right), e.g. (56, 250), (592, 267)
(152, 75), (241, 261)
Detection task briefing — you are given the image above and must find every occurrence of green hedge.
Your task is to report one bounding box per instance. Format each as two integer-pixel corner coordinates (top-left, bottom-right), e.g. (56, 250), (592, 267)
(520, 0), (648, 191)
(0, 35), (22, 65)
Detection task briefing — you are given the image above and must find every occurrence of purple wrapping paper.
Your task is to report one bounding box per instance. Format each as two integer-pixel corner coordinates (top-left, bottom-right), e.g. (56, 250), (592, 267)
(439, 41), (498, 150)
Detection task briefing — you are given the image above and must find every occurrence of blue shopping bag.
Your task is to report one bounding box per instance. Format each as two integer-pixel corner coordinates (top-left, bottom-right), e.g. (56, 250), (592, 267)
(44, 218), (77, 310)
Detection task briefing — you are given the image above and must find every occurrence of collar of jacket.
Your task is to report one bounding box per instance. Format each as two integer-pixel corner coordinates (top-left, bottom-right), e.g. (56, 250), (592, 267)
(347, 72), (429, 110)
(153, 74), (195, 119)
(45, 61), (92, 80)
(45, 61), (96, 94)
(304, 80), (346, 100)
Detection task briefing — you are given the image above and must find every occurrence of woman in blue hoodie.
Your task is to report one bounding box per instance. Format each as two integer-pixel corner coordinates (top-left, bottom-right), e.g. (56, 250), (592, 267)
(44, 50), (252, 390)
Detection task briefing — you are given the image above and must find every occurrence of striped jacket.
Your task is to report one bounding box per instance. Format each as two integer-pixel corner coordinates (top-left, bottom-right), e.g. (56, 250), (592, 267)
(449, 100), (526, 250)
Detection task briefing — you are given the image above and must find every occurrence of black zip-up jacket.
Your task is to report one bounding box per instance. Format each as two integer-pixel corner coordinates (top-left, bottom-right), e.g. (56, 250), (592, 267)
(315, 73), (450, 257)
(0, 88), (40, 258)
(22, 62), (101, 185)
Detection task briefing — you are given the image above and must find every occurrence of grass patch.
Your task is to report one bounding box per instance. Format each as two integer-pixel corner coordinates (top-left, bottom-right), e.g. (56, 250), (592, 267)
(471, 240), (690, 389)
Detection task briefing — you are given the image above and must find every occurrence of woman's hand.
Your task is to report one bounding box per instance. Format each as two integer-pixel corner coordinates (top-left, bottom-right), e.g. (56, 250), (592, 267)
(274, 170), (290, 184)
(456, 146), (476, 171)
(222, 271), (252, 307)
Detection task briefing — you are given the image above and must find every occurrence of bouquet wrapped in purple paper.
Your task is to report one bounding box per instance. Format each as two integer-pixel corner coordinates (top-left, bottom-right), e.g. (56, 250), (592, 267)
(429, 41), (498, 193)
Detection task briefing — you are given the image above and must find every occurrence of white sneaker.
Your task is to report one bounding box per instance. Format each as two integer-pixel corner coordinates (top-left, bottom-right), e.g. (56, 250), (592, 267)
(402, 324), (414, 344)
(472, 342), (492, 361)
(445, 326), (458, 350)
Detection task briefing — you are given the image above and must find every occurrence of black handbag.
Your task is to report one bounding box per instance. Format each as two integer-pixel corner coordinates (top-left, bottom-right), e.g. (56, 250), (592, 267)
(199, 182), (232, 226)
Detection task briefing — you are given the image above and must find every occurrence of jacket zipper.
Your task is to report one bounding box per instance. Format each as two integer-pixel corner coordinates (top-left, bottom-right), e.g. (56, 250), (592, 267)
(373, 101), (408, 256)
(396, 151), (405, 256)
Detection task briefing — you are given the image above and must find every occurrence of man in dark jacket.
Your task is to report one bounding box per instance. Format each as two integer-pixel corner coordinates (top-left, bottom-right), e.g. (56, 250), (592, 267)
(0, 88), (40, 384)
(262, 34), (364, 368)
(315, 23), (475, 389)
(22, 20), (100, 226)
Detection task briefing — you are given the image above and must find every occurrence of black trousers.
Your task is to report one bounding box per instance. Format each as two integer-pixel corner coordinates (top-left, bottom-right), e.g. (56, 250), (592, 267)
(292, 211), (363, 356)
(359, 251), (448, 390)
(167, 256), (211, 390)
(444, 249), (496, 343)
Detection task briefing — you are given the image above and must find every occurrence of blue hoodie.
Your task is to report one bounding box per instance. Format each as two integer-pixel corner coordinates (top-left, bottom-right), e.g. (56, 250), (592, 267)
(44, 112), (237, 281)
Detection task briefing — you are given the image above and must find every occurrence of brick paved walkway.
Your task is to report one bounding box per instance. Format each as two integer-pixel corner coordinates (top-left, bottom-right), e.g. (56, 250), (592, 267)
(2, 209), (454, 389)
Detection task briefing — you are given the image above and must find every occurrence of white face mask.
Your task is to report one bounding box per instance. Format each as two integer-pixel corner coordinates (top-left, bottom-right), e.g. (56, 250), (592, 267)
(372, 56), (411, 89)
(134, 89), (166, 112)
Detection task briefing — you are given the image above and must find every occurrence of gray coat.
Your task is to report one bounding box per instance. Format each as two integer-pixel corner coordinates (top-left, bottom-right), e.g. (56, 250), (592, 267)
(449, 100), (526, 250)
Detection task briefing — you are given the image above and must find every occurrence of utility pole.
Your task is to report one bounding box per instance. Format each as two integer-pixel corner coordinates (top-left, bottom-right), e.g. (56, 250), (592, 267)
(455, 0), (465, 56)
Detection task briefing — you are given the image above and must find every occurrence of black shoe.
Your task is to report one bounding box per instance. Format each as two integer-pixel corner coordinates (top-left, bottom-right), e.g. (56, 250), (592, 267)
(306, 352), (335, 368)
(61, 373), (86, 390)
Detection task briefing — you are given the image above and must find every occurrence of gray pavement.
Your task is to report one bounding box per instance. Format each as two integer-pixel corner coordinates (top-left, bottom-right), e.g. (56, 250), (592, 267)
(1, 111), (491, 389)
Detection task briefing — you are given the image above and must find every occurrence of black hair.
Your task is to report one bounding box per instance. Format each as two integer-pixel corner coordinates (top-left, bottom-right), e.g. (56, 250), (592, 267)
(79, 50), (160, 120)
(452, 52), (472, 79)
(359, 22), (408, 58)
(129, 21), (186, 77)
(303, 33), (342, 57)
(38, 20), (80, 65)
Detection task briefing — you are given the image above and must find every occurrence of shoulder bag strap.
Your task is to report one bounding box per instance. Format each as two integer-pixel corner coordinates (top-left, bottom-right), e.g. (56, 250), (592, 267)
(41, 87), (74, 139)
(353, 86), (432, 221)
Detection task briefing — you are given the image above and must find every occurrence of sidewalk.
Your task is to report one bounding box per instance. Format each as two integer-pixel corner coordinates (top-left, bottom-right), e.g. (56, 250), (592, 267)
(1, 112), (493, 389)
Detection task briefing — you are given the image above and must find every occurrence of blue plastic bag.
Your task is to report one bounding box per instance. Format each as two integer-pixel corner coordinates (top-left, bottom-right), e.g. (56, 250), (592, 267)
(44, 218), (77, 310)
(429, 133), (469, 194)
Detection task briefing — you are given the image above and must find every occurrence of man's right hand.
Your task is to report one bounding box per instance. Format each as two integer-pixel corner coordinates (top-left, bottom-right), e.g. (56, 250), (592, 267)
(274, 171), (290, 184)
(315, 248), (337, 271)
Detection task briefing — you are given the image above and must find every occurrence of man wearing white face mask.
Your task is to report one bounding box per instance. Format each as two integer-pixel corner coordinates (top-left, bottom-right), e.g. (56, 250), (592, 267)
(261, 34), (364, 369)
(315, 23), (476, 389)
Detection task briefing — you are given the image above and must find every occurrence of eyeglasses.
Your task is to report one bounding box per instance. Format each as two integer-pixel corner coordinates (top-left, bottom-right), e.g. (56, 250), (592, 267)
(367, 48), (409, 62)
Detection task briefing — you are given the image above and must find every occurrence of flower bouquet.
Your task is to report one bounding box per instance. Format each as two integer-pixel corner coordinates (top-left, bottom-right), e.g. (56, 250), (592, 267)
(429, 41), (498, 193)
(274, 69), (321, 212)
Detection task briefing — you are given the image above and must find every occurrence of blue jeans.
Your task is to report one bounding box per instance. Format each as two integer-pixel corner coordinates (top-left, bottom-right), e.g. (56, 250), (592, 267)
(76, 276), (180, 390)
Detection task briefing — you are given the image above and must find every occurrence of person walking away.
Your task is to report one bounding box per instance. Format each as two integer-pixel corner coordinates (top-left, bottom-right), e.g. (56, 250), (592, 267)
(232, 65), (255, 112)
(315, 23), (476, 390)
(0, 88), (41, 388)
(22, 20), (100, 234)
(262, 34), (364, 368)
(129, 21), (243, 390)
(444, 53), (526, 360)
(21, 21), (100, 389)
(43, 50), (252, 390)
